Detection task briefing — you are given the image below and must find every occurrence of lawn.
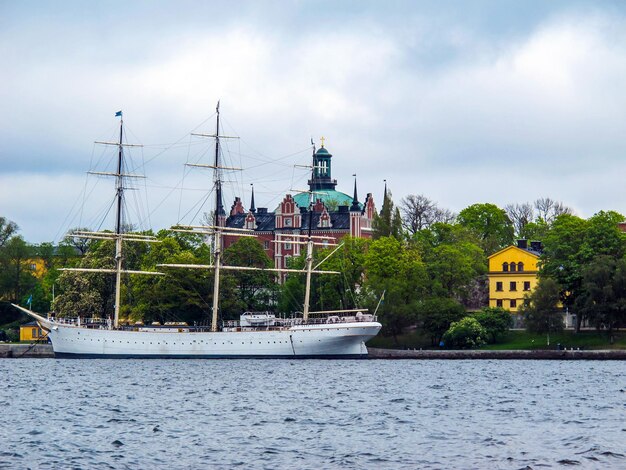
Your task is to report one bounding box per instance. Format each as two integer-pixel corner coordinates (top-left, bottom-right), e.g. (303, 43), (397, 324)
(368, 329), (626, 350)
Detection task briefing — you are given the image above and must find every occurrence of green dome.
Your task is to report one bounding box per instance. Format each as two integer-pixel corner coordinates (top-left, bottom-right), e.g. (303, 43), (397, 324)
(293, 189), (361, 209)
(316, 147), (330, 155)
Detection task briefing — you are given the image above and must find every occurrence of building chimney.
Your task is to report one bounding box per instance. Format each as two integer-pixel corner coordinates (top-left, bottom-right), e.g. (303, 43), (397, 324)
(517, 239), (528, 249)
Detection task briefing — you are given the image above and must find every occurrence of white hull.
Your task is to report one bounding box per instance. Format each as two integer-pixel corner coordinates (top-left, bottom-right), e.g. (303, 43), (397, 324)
(16, 307), (381, 358)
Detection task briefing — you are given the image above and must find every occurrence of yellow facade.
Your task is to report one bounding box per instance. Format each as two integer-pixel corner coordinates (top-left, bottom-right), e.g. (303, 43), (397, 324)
(19, 322), (46, 342)
(26, 258), (47, 279)
(487, 245), (539, 312)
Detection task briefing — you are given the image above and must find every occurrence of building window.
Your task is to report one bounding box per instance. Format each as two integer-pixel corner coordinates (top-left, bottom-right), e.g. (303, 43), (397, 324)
(496, 281), (503, 292)
(510, 281), (517, 291)
(32, 328), (37, 337)
(30, 263), (37, 271)
(510, 262), (516, 272)
(524, 281), (531, 291)
(518, 262), (524, 272)
(285, 239), (292, 250)
(496, 299), (503, 308)
(502, 262), (509, 272)
(264, 241), (270, 250)
(510, 299), (517, 308)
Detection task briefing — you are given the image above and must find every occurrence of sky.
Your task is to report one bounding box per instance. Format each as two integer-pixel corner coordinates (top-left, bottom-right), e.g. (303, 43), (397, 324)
(2, 0), (626, 243)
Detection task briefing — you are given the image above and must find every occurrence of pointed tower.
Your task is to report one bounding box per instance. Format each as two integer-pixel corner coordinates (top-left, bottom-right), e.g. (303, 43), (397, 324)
(249, 184), (256, 213)
(350, 175), (362, 237)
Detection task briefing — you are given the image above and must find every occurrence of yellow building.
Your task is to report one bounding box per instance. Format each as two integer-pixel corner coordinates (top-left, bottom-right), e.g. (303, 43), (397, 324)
(26, 258), (47, 279)
(487, 240), (542, 313)
(19, 321), (47, 342)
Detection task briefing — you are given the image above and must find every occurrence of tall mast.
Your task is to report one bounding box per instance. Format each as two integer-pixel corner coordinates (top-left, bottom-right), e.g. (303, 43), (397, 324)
(302, 142), (316, 321)
(113, 114), (124, 328)
(211, 102), (222, 332)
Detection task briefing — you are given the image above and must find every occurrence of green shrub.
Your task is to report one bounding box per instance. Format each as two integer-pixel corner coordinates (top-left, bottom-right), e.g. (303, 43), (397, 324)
(442, 317), (487, 349)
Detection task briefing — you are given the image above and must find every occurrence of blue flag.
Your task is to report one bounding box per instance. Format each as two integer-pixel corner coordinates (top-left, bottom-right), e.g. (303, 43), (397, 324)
(115, 110), (122, 117)
(27, 294), (33, 307)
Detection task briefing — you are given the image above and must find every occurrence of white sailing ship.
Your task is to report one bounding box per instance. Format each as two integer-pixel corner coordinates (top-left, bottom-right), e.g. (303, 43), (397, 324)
(14, 105), (381, 358)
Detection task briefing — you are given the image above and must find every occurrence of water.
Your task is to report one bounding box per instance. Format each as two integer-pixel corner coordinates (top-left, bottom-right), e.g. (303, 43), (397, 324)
(0, 360), (624, 469)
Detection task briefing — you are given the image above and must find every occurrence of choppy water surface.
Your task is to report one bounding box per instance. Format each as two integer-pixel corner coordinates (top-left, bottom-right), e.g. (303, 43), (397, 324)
(0, 359), (624, 469)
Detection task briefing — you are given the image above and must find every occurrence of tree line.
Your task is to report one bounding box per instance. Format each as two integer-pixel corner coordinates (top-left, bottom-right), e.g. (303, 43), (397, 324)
(1, 191), (625, 346)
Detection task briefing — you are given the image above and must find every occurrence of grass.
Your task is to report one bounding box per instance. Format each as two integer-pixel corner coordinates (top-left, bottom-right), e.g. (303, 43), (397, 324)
(480, 330), (626, 350)
(368, 329), (626, 350)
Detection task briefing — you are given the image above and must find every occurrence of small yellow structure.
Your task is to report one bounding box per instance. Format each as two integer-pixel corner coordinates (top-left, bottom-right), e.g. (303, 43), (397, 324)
(488, 240), (541, 313)
(19, 321), (47, 342)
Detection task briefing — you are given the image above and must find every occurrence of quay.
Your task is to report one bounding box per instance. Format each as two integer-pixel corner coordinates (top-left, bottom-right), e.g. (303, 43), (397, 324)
(368, 348), (626, 360)
(0, 344), (55, 358)
(1, 344), (625, 359)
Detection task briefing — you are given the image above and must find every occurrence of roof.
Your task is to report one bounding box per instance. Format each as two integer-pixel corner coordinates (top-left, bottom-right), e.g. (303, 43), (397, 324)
(488, 245), (541, 259)
(293, 190), (361, 209)
(225, 211), (352, 231)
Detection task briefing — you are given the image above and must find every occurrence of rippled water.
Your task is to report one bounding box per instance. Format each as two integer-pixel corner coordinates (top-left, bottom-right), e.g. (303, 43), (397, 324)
(0, 359), (624, 469)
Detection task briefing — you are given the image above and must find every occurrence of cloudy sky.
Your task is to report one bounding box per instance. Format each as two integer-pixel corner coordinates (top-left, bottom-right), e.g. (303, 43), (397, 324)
(2, 0), (626, 243)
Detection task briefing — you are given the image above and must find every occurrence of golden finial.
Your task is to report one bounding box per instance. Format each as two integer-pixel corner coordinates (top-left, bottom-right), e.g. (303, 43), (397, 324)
(320, 136), (326, 148)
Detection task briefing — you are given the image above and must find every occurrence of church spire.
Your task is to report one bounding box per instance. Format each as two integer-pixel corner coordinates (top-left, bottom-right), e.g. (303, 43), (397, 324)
(350, 174), (360, 211)
(250, 183), (256, 213)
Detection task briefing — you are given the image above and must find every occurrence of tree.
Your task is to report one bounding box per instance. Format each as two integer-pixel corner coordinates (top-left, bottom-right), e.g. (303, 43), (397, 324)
(576, 255), (626, 343)
(400, 194), (454, 235)
(0, 217), (18, 248)
(539, 214), (588, 329)
(540, 211), (626, 332)
(0, 236), (37, 303)
(505, 203), (534, 237)
(222, 237), (275, 315)
(457, 203), (514, 255)
(442, 317), (487, 349)
(519, 278), (563, 337)
(534, 197), (572, 224)
(372, 189), (403, 240)
(418, 297), (465, 346)
(473, 307), (513, 343)
(363, 236), (429, 342)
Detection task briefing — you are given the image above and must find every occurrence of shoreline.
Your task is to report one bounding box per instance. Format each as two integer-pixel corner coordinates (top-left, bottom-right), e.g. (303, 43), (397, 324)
(2, 343), (626, 359)
(368, 347), (626, 360)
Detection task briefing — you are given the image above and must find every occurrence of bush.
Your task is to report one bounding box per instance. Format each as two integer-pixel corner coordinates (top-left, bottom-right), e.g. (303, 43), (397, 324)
(473, 307), (513, 343)
(442, 317), (487, 349)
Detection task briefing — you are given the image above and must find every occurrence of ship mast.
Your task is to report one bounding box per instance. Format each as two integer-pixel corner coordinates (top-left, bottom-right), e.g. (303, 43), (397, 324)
(302, 142), (316, 321)
(113, 115), (124, 328)
(59, 112), (162, 329)
(211, 102), (223, 333)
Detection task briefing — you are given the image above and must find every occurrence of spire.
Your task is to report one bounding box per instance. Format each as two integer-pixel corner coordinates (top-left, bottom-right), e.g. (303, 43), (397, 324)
(250, 183), (256, 213)
(350, 174), (360, 211)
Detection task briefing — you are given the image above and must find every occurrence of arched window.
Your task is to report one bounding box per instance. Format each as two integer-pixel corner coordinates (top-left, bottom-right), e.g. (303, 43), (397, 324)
(518, 262), (524, 272)
(502, 262), (509, 272)
(510, 262), (516, 272)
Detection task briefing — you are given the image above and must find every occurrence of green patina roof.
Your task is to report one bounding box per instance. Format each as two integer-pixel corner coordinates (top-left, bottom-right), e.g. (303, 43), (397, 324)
(293, 189), (362, 210)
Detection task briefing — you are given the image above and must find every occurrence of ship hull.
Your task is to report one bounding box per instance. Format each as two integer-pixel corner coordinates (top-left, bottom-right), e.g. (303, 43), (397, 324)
(45, 321), (380, 358)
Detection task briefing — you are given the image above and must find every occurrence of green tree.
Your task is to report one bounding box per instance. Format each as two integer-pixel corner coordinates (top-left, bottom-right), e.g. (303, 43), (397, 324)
(519, 277), (563, 336)
(222, 237), (275, 315)
(0, 236), (37, 303)
(372, 189), (403, 240)
(418, 297), (466, 346)
(0, 217), (18, 248)
(364, 236), (429, 342)
(473, 307), (513, 343)
(457, 203), (514, 255)
(442, 316), (487, 349)
(576, 255), (626, 343)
